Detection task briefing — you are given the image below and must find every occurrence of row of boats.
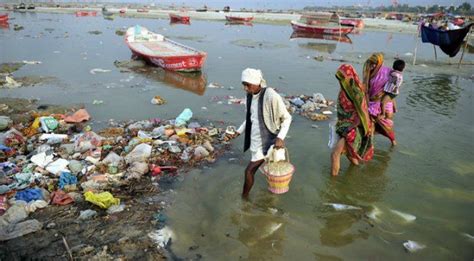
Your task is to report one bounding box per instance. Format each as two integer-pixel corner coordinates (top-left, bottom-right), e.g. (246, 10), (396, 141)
(125, 12), (362, 72)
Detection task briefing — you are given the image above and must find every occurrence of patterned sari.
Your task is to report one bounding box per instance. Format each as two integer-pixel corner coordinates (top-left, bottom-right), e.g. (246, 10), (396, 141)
(335, 64), (374, 162)
(363, 53), (396, 142)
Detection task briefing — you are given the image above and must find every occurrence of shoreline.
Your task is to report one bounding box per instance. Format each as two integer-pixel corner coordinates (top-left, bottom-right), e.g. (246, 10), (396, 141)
(1, 6), (419, 33)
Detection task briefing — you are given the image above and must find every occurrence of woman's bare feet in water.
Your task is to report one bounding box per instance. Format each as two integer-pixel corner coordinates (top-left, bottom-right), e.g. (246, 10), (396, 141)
(349, 157), (360, 165)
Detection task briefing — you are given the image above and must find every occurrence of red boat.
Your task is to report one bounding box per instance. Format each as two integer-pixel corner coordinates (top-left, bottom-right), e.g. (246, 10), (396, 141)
(0, 13), (8, 23)
(225, 16), (254, 22)
(291, 20), (354, 35)
(169, 13), (190, 23)
(340, 18), (364, 29)
(119, 8), (126, 14)
(75, 11), (97, 17)
(125, 26), (207, 72)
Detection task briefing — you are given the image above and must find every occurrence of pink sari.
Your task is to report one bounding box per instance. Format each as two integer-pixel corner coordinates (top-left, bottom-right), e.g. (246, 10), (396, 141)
(367, 66), (396, 142)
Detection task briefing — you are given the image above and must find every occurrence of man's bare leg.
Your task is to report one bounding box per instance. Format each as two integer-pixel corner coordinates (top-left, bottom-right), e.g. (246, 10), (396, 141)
(242, 159), (265, 199)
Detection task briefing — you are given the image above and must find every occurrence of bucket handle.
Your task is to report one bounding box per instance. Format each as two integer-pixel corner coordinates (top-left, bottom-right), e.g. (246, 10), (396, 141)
(267, 147), (290, 163)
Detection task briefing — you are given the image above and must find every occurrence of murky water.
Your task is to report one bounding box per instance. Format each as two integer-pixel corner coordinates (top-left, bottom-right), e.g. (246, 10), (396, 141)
(1, 12), (473, 259)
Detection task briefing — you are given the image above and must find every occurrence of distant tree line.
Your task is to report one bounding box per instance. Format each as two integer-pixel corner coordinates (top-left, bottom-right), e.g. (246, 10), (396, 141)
(303, 2), (473, 15)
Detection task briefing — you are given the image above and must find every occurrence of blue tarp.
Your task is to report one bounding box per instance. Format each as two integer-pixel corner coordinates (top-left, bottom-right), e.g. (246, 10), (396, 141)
(421, 23), (473, 57)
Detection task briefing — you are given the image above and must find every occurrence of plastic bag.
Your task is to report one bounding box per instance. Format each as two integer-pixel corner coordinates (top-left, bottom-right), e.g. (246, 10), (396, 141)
(39, 117), (59, 133)
(175, 108), (193, 126)
(15, 188), (43, 202)
(328, 118), (339, 149)
(50, 190), (74, 205)
(84, 191), (120, 209)
(59, 171), (77, 190)
(74, 131), (103, 152)
(31, 152), (54, 168)
(64, 109), (90, 123)
(125, 143), (152, 164)
(46, 158), (69, 176)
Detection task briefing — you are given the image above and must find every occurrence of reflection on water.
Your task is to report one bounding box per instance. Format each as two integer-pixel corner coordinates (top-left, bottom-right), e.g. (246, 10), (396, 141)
(225, 21), (253, 27)
(231, 192), (286, 260)
(299, 42), (337, 54)
(0, 22), (9, 30)
(290, 31), (352, 44)
(317, 150), (390, 247)
(170, 20), (190, 26)
(290, 31), (352, 54)
(407, 74), (462, 117)
(115, 59), (207, 95)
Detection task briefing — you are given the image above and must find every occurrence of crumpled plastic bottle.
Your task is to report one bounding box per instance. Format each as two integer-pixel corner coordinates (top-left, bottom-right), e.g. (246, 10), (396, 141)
(175, 108), (193, 127)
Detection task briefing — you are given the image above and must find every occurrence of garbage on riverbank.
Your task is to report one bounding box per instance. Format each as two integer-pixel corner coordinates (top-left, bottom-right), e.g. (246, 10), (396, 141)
(210, 91), (335, 122)
(0, 104), (230, 258)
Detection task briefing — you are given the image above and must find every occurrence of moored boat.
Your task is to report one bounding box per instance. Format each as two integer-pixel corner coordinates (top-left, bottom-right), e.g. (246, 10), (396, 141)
(340, 18), (364, 29)
(169, 13), (190, 23)
(137, 8), (149, 13)
(291, 20), (354, 35)
(0, 13), (8, 23)
(125, 25), (207, 72)
(75, 11), (97, 17)
(225, 15), (254, 22)
(102, 7), (113, 16)
(119, 8), (126, 14)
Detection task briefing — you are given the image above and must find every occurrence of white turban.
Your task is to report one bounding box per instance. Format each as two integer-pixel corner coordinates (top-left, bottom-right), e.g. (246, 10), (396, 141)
(241, 68), (267, 87)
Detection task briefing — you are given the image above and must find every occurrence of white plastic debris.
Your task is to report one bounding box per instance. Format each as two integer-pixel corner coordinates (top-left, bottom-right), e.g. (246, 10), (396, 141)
(46, 158), (69, 175)
(207, 82), (224, 88)
(107, 204), (125, 214)
(390, 209), (416, 222)
(148, 226), (175, 249)
(79, 209), (97, 220)
(4, 76), (22, 88)
(403, 240), (425, 252)
(90, 68), (111, 74)
(22, 60), (42, 65)
(367, 206), (382, 221)
(31, 152), (54, 168)
(325, 203), (361, 211)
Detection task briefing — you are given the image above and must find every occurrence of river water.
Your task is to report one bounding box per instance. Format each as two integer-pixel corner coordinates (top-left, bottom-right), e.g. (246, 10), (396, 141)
(1, 12), (473, 260)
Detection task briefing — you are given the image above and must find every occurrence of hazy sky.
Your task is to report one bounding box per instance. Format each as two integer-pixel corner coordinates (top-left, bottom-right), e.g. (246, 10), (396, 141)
(145, 0), (468, 9)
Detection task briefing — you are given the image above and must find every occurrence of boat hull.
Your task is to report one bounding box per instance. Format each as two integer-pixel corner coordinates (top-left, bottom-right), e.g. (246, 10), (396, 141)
(75, 11), (97, 17)
(340, 19), (364, 29)
(125, 27), (207, 72)
(225, 16), (254, 22)
(0, 14), (8, 23)
(131, 51), (206, 72)
(169, 14), (190, 23)
(291, 21), (353, 35)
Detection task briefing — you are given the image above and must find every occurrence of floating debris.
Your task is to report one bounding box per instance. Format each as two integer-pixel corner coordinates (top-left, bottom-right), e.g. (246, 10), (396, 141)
(324, 203), (361, 211)
(150, 96), (166, 105)
(88, 30), (102, 35)
(207, 82), (224, 89)
(90, 68), (111, 74)
(390, 209), (416, 222)
(403, 240), (426, 252)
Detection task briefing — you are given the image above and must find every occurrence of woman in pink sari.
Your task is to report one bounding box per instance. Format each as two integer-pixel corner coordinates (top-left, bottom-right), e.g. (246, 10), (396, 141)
(363, 53), (396, 145)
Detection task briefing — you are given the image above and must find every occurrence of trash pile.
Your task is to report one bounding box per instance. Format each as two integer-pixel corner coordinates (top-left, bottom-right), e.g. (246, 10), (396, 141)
(0, 107), (229, 241)
(209, 92), (335, 122)
(284, 93), (335, 121)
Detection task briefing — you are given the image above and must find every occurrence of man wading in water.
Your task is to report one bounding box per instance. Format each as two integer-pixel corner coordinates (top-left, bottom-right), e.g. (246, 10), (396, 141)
(226, 68), (292, 199)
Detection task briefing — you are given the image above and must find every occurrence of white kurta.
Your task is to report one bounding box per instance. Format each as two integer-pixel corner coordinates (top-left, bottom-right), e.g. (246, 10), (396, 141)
(237, 90), (291, 162)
